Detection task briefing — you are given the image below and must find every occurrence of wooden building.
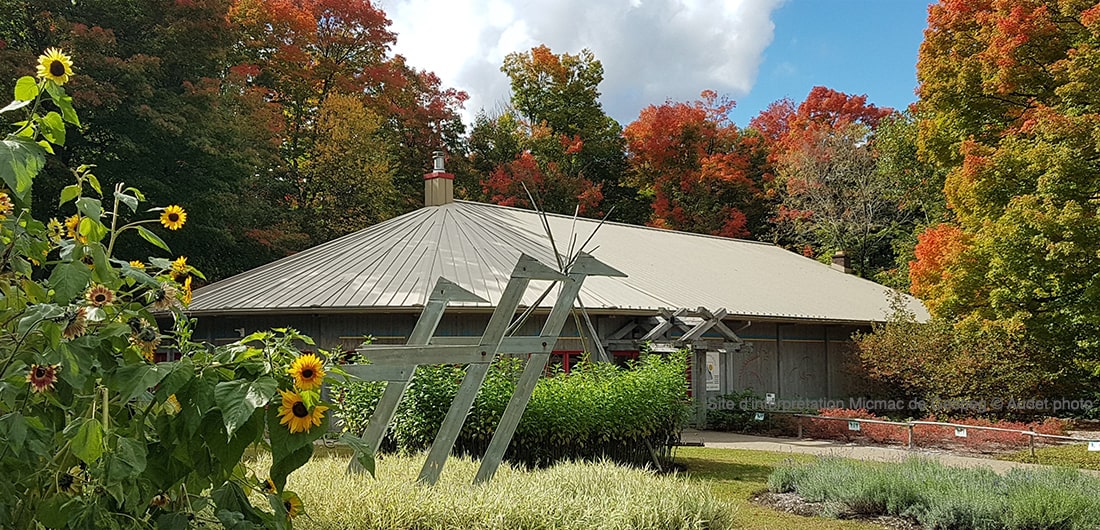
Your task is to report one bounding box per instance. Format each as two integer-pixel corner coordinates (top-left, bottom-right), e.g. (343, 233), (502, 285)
(189, 163), (928, 423)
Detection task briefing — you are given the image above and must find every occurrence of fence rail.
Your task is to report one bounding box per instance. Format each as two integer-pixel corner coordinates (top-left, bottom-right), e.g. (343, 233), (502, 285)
(788, 414), (1098, 456)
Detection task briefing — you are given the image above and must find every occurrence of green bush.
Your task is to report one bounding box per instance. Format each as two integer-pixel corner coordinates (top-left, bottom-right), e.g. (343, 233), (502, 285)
(332, 353), (691, 468)
(769, 457), (1100, 529)
(251, 451), (736, 530)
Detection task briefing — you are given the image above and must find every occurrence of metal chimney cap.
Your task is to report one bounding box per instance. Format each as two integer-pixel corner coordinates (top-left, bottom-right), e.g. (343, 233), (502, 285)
(432, 151), (446, 172)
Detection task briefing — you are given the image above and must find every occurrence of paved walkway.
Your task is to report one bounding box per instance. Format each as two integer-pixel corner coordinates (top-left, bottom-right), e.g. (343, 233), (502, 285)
(680, 429), (1099, 475)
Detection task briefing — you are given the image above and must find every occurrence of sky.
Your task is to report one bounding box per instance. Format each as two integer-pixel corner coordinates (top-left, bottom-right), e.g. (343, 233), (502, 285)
(378, 0), (933, 127)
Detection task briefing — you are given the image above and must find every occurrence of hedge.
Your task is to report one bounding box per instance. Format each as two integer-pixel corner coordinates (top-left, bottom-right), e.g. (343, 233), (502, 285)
(332, 353), (692, 468)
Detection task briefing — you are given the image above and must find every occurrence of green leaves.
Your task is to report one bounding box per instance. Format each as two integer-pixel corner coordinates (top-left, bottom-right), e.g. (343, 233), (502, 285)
(137, 225), (171, 253)
(39, 111), (65, 145)
(49, 261), (92, 303)
(70, 418), (105, 464)
(106, 437), (147, 481)
(14, 76), (37, 101)
(340, 433), (376, 477)
(0, 136), (45, 200)
(214, 378), (277, 436)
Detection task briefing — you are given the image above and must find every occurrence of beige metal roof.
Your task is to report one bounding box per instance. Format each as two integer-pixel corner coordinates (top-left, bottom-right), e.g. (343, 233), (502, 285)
(190, 200), (930, 323)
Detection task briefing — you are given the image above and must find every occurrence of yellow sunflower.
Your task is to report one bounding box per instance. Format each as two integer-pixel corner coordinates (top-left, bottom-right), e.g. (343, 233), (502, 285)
(58, 466), (82, 494)
(0, 192), (13, 219)
(27, 364), (59, 393)
(160, 205), (187, 230)
(277, 389), (327, 434)
(47, 218), (65, 241)
(129, 260), (145, 269)
(151, 283), (179, 311)
(288, 353), (325, 391)
(85, 284), (114, 307)
(181, 276), (192, 306)
(261, 477), (276, 494)
(282, 492), (302, 520)
(170, 256), (188, 278)
(165, 394), (181, 414)
(64, 215), (81, 239)
(37, 48), (74, 85)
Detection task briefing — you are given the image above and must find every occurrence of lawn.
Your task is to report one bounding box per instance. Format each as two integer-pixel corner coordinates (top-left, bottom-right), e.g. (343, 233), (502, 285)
(999, 443), (1100, 471)
(673, 447), (883, 530)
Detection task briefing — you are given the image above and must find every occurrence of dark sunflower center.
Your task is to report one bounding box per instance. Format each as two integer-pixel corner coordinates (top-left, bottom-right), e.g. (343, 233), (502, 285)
(284, 500), (292, 512)
(49, 60), (65, 77)
(59, 473), (74, 490)
(35, 367), (47, 378)
(94, 293), (107, 303)
(301, 368), (314, 379)
(291, 402), (309, 418)
(168, 213), (179, 222)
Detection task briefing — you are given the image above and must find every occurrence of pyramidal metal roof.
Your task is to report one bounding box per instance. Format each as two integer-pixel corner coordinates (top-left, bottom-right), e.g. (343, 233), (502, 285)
(190, 200), (930, 323)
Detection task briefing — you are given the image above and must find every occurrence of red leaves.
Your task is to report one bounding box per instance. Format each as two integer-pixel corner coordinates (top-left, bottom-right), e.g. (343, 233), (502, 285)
(482, 152), (602, 215)
(908, 223), (971, 306)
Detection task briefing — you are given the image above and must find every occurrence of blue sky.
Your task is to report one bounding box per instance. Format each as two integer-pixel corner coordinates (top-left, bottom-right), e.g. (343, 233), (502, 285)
(728, 0), (932, 124)
(383, 0), (934, 128)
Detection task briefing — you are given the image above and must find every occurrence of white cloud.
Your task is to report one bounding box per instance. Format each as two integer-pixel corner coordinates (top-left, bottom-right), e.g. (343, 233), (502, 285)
(378, 0), (784, 126)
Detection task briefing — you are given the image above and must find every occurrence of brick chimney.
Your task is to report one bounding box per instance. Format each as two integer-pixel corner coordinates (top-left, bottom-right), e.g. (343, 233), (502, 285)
(831, 250), (853, 274)
(424, 150), (454, 206)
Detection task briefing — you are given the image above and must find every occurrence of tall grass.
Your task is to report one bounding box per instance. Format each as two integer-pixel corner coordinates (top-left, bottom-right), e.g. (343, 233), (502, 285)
(256, 452), (736, 530)
(769, 457), (1100, 529)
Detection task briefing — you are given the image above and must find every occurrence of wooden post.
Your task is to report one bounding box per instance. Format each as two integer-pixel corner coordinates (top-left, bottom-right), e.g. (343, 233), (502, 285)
(1029, 433), (1036, 457)
(907, 424), (914, 449)
(797, 417), (803, 439)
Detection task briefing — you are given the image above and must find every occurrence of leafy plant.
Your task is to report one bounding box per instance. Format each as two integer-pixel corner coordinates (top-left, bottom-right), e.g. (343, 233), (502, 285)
(0, 50), (367, 529)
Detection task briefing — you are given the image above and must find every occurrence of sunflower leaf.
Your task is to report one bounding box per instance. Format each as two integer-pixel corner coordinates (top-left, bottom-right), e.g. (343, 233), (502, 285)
(75, 196), (102, 219)
(112, 363), (168, 402)
(215, 378), (277, 437)
(340, 433), (376, 477)
(13, 76), (37, 101)
(0, 136), (45, 200)
(70, 418), (105, 464)
(136, 225), (171, 253)
(0, 99), (31, 114)
(48, 87), (80, 126)
(266, 402), (328, 492)
(39, 111), (65, 146)
(106, 437), (147, 481)
(117, 191), (138, 212)
(59, 184), (81, 206)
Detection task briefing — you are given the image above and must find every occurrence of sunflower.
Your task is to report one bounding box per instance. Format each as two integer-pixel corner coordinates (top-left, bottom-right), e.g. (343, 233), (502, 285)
(27, 363), (59, 393)
(277, 389), (327, 434)
(85, 284), (114, 307)
(64, 215), (80, 239)
(181, 276), (192, 306)
(288, 353), (325, 391)
(129, 260), (145, 269)
(37, 48), (74, 85)
(170, 256), (188, 279)
(282, 493), (302, 520)
(150, 493), (170, 508)
(160, 205), (187, 231)
(62, 308), (87, 339)
(47, 218), (65, 241)
(261, 477), (276, 494)
(151, 283), (179, 310)
(0, 192), (13, 219)
(58, 466), (82, 494)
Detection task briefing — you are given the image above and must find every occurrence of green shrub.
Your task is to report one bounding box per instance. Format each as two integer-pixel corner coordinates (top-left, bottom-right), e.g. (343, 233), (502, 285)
(251, 452), (736, 530)
(333, 353), (692, 468)
(770, 457), (1100, 529)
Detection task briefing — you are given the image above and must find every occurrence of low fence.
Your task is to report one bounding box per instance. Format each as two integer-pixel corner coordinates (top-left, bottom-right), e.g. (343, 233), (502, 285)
(788, 414), (1097, 456)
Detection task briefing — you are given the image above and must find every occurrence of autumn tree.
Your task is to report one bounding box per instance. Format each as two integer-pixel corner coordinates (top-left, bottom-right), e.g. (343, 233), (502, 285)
(624, 91), (770, 237)
(472, 45), (645, 221)
(913, 0), (1100, 378)
(750, 86), (898, 275)
(0, 0), (286, 280)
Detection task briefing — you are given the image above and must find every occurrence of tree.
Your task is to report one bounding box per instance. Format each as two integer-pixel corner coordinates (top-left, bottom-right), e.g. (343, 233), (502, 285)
(624, 91), (770, 237)
(914, 0), (1100, 374)
(750, 86), (898, 275)
(295, 93), (395, 242)
(477, 45), (644, 221)
(0, 0), (287, 281)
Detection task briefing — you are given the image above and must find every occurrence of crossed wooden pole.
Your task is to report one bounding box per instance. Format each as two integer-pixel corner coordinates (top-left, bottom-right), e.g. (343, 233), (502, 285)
(342, 252), (624, 485)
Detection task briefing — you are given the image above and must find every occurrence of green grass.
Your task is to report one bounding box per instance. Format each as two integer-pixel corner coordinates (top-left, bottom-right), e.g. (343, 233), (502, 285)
(673, 447), (881, 530)
(258, 450), (735, 529)
(1000, 443), (1100, 470)
(770, 456), (1100, 530)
